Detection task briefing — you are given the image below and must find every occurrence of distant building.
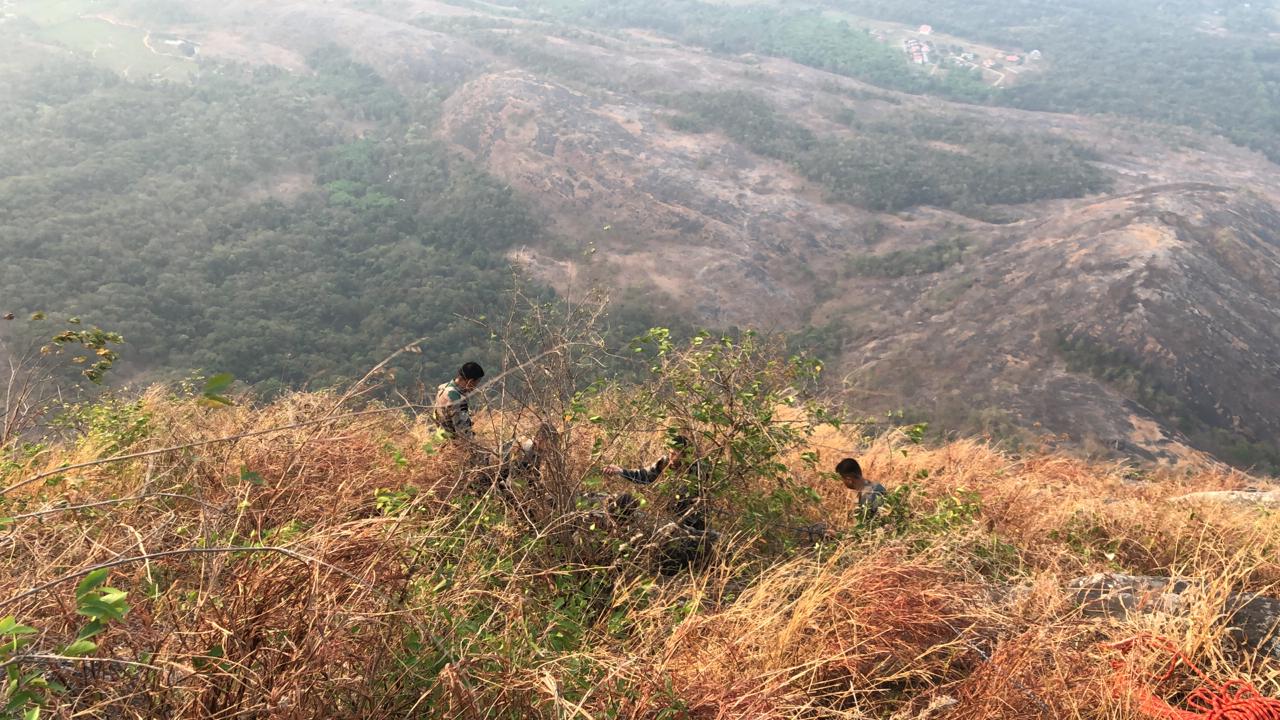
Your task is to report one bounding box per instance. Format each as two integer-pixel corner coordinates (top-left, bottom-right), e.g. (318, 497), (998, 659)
(1029, 49), (1043, 61)
(918, 24), (933, 35)
(1005, 54), (1022, 63)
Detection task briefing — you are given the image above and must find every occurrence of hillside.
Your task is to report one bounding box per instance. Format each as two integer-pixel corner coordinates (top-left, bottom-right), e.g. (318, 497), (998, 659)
(6, 0), (1280, 716)
(2, 365), (1278, 718)
(2, 0), (1279, 475)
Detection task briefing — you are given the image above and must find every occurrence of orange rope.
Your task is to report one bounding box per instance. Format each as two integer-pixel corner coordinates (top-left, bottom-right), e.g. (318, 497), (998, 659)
(1107, 635), (1280, 720)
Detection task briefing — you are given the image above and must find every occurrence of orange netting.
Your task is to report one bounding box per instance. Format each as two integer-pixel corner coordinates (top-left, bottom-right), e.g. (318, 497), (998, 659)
(1108, 635), (1280, 720)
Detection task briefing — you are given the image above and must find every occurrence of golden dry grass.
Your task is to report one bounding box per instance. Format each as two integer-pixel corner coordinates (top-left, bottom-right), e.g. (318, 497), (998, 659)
(1, 390), (1277, 719)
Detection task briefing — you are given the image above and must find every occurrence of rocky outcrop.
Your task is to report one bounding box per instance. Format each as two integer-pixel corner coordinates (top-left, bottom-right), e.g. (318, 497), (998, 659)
(1170, 490), (1280, 508)
(1070, 574), (1280, 659)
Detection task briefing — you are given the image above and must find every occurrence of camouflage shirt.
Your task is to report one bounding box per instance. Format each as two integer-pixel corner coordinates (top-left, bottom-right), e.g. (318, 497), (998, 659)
(859, 482), (888, 519)
(433, 380), (473, 440)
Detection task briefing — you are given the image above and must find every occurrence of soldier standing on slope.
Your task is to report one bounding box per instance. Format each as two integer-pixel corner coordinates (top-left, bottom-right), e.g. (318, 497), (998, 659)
(434, 362), (485, 443)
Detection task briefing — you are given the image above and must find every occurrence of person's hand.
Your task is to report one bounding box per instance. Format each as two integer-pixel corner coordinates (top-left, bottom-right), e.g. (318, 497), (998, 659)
(603, 465), (623, 477)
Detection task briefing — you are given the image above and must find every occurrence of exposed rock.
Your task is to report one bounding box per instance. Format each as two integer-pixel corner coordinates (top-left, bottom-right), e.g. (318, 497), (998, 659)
(1170, 490), (1280, 508)
(1069, 573), (1280, 659)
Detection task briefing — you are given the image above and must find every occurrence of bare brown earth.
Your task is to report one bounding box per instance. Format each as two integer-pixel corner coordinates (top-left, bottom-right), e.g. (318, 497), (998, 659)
(144, 0), (1280, 466)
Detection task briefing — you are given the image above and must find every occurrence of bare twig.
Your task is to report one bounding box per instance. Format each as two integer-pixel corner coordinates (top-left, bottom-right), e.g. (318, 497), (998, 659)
(1, 546), (376, 610)
(5, 493), (221, 523)
(0, 653), (168, 674)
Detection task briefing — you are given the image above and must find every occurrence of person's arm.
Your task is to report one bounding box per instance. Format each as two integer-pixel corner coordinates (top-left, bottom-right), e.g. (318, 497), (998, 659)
(859, 484), (887, 518)
(604, 456), (668, 485)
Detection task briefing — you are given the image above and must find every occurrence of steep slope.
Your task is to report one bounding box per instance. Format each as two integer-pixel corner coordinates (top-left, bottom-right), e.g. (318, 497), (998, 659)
(438, 71), (853, 325)
(2, 389), (1278, 717)
(832, 185), (1280, 463)
(22, 0), (1280, 469)
(429, 28), (1280, 466)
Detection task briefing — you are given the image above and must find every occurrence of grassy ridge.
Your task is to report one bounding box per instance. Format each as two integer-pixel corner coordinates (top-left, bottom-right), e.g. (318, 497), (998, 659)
(0, 386), (1275, 717)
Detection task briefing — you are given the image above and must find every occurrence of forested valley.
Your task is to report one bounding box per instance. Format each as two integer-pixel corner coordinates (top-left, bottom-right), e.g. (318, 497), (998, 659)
(0, 46), (555, 390)
(517, 0), (1280, 163)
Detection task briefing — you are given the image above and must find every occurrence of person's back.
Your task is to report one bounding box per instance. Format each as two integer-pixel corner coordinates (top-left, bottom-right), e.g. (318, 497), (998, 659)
(434, 362), (484, 442)
(859, 480), (888, 518)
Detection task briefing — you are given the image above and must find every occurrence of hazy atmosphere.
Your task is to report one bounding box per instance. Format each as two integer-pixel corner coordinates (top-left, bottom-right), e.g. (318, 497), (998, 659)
(2, 0), (1280, 717)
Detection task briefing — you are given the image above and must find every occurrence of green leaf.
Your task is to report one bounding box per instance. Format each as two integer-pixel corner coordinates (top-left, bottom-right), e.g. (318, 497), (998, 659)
(3, 636), (32, 655)
(193, 644), (224, 671)
(76, 598), (127, 622)
(24, 706), (40, 720)
(61, 639), (97, 657)
(198, 368), (236, 404)
(76, 569), (110, 600)
(4, 693), (29, 714)
(199, 394), (233, 408)
(203, 373), (235, 395)
(76, 620), (105, 641)
(97, 588), (128, 606)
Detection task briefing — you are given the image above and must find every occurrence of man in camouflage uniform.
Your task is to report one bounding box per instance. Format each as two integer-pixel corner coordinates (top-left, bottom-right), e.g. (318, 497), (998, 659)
(434, 362), (484, 442)
(603, 433), (719, 574)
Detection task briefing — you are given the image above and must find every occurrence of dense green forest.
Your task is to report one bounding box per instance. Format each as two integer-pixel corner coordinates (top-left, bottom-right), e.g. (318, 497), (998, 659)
(0, 48), (540, 390)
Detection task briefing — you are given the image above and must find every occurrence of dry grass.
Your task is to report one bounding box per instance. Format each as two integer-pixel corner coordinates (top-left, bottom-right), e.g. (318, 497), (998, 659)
(1, 390), (1277, 719)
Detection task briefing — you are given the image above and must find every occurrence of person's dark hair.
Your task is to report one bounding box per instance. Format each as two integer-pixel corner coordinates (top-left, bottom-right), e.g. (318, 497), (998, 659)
(608, 493), (640, 521)
(835, 458), (863, 479)
(458, 362), (485, 381)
